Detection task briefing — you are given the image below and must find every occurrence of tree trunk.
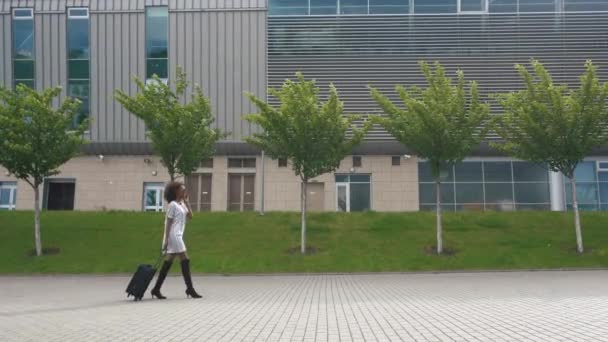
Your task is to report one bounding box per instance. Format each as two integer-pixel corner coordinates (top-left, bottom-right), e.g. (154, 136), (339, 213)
(301, 180), (307, 255)
(33, 184), (42, 257)
(570, 176), (584, 253)
(436, 179), (443, 255)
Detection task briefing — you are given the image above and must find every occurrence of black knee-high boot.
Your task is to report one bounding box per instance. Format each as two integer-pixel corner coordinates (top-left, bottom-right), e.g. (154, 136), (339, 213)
(181, 259), (202, 298)
(151, 260), (172, 299)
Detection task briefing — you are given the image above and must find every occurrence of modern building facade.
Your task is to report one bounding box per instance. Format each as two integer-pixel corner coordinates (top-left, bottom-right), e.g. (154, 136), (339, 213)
(1, 0), (608, 213)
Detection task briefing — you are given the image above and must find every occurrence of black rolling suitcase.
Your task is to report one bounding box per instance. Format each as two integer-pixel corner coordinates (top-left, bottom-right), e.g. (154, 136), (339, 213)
(126, 254), (163, 301)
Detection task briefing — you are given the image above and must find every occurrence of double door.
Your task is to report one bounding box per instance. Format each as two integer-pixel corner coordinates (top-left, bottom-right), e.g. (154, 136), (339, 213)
(185, 174), (212, 212)
(228, 174), (255, 212)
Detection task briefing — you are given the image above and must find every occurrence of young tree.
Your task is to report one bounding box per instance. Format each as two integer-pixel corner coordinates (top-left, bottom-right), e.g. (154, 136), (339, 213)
(0, 85), (88, 256)
(370, 61), (491, 255)
(494, 60), (608, 254)
(245, 73), (369, 254)
(115, 68), (223, 181)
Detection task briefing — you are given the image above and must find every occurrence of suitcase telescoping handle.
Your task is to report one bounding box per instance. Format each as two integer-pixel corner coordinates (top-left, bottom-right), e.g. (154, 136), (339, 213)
(154, 251), (165, 269)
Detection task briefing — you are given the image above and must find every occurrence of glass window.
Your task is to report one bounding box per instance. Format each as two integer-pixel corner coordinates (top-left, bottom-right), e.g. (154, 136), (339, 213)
(419, 183), (455, 204)
(352, 156), (362, 167)
(12, 9), (35, 88)
(146, 7), (168, 79)
(67, 18), (89, 59)
(311, 0), (338, 14)
(68, 60), (90, 79)
(200, 159), (214, 168)
(514, 182), (550, 204)
(68, 80), (90, 126)
(68, 8), (89, 18)
(12, 19), (34, 59)
(564, 0), (605, 11)
(392, 156), (401, 166)
(599, 171), (608, 182)
(0, 182), (17, 211)
(460, 0), (487, 12)
(13, 9), (33, 18)
(519, 0), (556, 12)
(573, 161), (596, 182)
(143, 183), (164, 212)
(335, 175), (371, 212)
(335, 175), (348, 183)
(67, 9), (90, 128)
(370, 0), (409, 14)
(489, 0), (517, 12)
(485, 183), (514, 203)
(512, 162), (548, 182)
(484, 162), (512, 182)
(269, 0), (309, 15)
(456, 183), (484, 203)
(13, 60), (35, 79)
(565, 182), (598, 205)
(350, 175), (371, 182)
(418, 162), (454, 182)
(350, 183), (371, 211)
(599, 183), (608, 204)
(454, 162), (482, 182)
(341, 0), (369, 14)
(146, 59), (169, 79)
(415, 0), (457, 13)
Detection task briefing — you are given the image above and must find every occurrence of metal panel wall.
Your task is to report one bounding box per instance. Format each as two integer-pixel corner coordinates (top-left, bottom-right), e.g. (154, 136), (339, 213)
(0, 14), (11, 87)
(1, 0), (267, 143)
(268, 13), (608, 140)
(169, 9), (267, 141)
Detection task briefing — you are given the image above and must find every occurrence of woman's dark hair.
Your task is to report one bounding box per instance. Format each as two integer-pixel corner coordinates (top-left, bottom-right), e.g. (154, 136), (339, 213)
(164, 182), (183, 203)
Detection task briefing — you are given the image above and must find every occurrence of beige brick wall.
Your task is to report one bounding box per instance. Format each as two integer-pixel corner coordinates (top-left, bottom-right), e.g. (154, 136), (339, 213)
(1, 155), (420, 212)
(261, 155), (419, 212)
(1, 156), (173, 211)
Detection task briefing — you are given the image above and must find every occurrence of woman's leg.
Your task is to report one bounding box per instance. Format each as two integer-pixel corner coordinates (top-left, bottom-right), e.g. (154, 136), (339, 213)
(178, 252), (202, 298)
(152, 253), (175, 299)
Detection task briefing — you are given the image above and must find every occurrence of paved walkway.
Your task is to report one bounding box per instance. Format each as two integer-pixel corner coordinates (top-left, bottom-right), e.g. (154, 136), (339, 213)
(1, 271), (607, 341)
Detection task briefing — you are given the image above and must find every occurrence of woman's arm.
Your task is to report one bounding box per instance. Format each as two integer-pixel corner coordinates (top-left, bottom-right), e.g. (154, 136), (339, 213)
(183, 199), (193, 220)
(163, 217), (173, 251)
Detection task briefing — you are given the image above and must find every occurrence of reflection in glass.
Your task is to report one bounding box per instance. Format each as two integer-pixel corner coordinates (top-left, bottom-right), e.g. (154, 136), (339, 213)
(455, 162), (482, 182)
(519, 0), (556, 12)
(415, 0), (457, 13)
(350, 183), (371, 211)
(269, 0), (309, 15)
(341, 0), (368, 14)
(370, 0), (409, 14)
(13, 20), (34, 59)
(337, 185), (347, 212)
(514, 182), (550, 204)
(311, 0), (337, 14)
(146, 7), (168, 79)
(483, 162), (512, 182)
(513, 162), (548, 182)
(67, 19), (89, 59)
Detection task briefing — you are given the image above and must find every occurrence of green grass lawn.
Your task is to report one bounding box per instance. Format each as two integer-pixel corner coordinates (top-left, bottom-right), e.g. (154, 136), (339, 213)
(0, 211), (607, 274)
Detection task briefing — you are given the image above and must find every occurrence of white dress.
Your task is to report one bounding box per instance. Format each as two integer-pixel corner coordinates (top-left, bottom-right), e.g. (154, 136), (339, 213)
(163, 201), (188, 254)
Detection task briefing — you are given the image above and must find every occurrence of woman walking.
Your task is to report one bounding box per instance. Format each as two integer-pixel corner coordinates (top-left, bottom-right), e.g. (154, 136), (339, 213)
(151, 181), (202, 299)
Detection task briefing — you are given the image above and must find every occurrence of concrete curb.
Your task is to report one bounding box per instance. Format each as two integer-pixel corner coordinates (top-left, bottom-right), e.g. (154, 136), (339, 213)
(1, 268), (607, 278)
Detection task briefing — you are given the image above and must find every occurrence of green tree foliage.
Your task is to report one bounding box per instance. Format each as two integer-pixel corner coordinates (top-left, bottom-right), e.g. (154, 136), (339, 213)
(370, 61), (491, 255)
(245, 73), (369, 254)
(494, 60), (608, 253)
(0, 84), (88, 256)
(115, 68), (223, 181)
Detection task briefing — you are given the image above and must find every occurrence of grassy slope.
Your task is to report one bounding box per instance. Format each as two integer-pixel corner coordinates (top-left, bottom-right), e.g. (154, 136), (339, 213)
(0, 211), (607, 274)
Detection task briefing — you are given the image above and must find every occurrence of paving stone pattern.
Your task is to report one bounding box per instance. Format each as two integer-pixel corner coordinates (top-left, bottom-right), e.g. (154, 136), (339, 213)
(1, 271), (607, 341)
